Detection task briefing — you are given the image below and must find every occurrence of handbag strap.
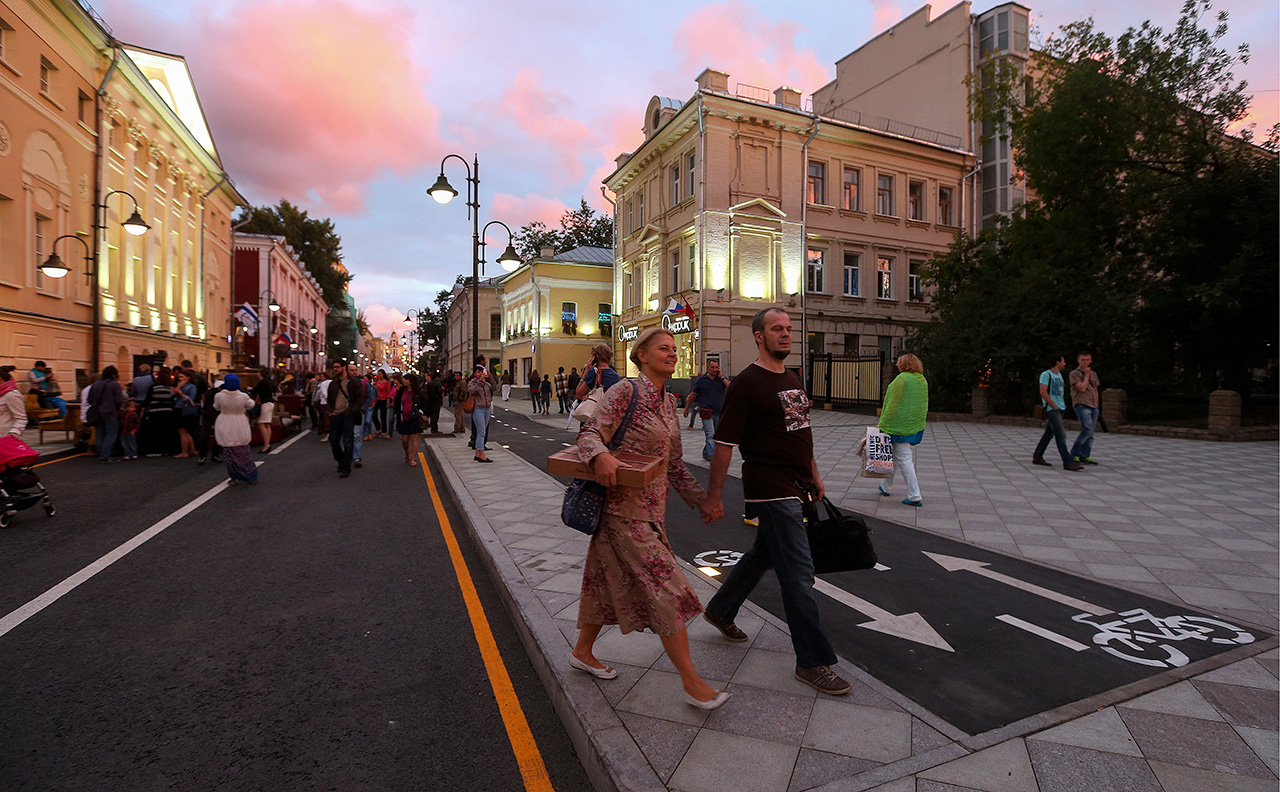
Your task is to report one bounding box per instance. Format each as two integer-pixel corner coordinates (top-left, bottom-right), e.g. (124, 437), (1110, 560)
(606, 381), (640, 451)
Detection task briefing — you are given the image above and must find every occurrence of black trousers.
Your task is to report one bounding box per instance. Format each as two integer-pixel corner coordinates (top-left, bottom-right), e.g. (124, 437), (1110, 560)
(329, 413), (356, 472)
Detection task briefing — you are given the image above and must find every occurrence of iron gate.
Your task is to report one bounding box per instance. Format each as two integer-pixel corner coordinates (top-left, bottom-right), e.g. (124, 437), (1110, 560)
(807, 352), (885, 407)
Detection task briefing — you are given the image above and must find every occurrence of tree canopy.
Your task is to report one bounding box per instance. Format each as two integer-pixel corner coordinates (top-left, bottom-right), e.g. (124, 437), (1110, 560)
(234, 200), (350, 309)
(512, 198), (614, 260)
(917, 0), (1278, 410)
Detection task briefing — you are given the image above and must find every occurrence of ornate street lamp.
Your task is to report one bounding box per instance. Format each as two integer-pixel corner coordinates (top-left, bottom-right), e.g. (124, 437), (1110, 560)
(38, 234), (92, 280)
(82, 189), (151, 373)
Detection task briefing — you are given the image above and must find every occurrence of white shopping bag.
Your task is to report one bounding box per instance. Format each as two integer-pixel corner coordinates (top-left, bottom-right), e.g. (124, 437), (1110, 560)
(860, 427), (894, 479)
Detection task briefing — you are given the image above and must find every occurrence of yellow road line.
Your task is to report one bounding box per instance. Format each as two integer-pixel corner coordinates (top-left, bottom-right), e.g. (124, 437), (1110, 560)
(418, 452), (553, 792)
(33, 452), (86, 468)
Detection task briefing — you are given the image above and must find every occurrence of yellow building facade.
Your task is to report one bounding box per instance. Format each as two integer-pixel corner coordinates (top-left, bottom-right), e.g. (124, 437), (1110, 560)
(498, 246), (613, 387)
(0, 0), (245, 389)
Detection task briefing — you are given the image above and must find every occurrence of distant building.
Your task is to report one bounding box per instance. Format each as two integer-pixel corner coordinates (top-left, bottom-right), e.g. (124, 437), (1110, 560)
(232, 233), (326, 372)
(443, 277), (502, 374)
(498, 246), (614, 387)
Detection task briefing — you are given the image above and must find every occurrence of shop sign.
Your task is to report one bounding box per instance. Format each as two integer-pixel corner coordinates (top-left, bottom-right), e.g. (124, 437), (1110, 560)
(618, 324), (639, 342)
(661, 313), (694, 335)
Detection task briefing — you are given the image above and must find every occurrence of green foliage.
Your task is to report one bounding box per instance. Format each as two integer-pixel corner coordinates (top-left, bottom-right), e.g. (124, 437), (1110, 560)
(512, 198), (613, 260)
(235, 200), (350, 309)
(919, 0), (1278, 409)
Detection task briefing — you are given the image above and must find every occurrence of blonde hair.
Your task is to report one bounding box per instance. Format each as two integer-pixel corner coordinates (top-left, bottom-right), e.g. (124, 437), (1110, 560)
(896, 353), (923, 374)
(629, 328), (675, 367)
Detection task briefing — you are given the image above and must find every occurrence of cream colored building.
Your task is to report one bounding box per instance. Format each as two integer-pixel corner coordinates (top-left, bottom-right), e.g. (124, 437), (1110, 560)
(443, 276), (502, 375)
(812, 1), (1032, 232)
(0, 0), (245, 388)
(605, 67), (972, 384)
(497, 246), (613, 387)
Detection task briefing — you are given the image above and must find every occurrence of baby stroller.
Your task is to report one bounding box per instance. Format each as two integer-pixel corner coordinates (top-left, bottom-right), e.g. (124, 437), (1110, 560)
(0, 436), (54, 528)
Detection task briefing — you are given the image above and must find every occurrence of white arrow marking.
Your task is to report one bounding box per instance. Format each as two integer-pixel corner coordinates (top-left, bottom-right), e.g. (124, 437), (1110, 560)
(996, 614), (1090, 651)
(924, 552), (1110, 616)
(813, 579), (954, 652)
(874, 563), (890, 571)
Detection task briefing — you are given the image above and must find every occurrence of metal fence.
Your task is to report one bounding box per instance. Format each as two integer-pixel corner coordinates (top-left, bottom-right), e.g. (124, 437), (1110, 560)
(807, 352), (885, 407)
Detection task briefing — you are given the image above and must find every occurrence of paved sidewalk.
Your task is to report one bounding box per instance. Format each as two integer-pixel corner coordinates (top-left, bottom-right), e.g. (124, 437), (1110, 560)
(432, 406), (1278, 792)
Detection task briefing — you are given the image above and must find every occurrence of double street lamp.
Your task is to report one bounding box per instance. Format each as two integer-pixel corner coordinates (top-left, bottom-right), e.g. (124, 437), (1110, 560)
(427, 154), (520, 369)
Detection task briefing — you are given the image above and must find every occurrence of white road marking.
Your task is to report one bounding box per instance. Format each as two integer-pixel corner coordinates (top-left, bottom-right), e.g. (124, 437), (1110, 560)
(924, 552), (1110, 616)
(813, 579), (954, 652)
(560, 443), (571, 447)
(269, 429), (312, 455)
(996, 614), (1090, 651)
(874, 563), (890, 571)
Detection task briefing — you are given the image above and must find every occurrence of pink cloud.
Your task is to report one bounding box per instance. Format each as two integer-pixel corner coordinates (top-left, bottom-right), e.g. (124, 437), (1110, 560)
(362, 303), (408, 338)
(498, 69), (599, 186)
(491, 193), (571, 231)
(870, 0), (903, 36)
(590, 109), (648, 212)
(674, 1), (831, 94)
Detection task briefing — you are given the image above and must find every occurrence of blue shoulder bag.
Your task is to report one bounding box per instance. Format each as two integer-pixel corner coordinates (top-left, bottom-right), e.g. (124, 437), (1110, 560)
(561, 381), (639, 536)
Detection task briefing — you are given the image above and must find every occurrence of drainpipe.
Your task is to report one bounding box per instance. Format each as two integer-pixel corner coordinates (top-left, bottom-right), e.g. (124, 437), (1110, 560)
(968, 16), (979, 236)
(90, 43), (123, 376)
(799, 115), (820, 389)
(600, 185), (618, 366)
(696, 92), (706, 373)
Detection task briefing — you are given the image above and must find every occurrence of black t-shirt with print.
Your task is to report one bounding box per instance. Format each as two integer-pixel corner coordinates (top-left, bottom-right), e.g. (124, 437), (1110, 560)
(714, 363), (814, 501)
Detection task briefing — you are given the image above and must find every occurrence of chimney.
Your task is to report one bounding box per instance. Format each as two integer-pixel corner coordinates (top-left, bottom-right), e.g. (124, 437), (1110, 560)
(539, 247), (555, 259)
(774, 86), (802, 109)
(695, 68), (730, 93)
(615, 152), (631, 168)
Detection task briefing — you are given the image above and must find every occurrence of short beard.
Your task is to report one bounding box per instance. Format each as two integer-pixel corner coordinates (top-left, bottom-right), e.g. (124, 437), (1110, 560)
(765, 342), (789, 361)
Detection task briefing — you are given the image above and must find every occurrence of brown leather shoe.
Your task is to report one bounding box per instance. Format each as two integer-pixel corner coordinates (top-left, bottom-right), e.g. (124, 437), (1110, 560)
(1032, 457), (1051, 467)
(795, 664), (851, 695)
(1064, 463), (1085, 471)
(703, 612), (748, 642)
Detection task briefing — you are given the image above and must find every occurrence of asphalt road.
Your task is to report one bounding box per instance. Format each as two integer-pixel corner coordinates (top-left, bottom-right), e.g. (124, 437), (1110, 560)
(0, 430), (592, 792)
(487, 402), (1270, 736)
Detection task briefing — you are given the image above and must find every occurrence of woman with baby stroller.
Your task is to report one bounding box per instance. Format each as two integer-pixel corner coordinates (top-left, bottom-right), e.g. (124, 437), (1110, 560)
(0, 365), (55, 527)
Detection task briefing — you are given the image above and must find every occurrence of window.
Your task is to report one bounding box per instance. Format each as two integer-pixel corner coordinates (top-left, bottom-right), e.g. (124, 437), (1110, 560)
(34, 214), (50, 290)
(842, 167), (860, 211)
(637, 189), (644, 226)
(877, 256), (893, 299)
(843, 334), (860, 355)
(686, 151), (696, 199)
(0, 18), (11, 62)
(670, 248), (680, 292)
(624, 269), (633, 308)
(807, 161), (826, 205)
(806, 249), (825, 293)
(490, 313), (501, 339)
(877, 174), (895, 216)
(807, 332), (825, 356)
(670, 163), (680, 205)
(842, 252), (860, 297)
(627, 200), (634, 234)
(78, 91), (92, 124)
(908, 260), (925, 302)
(908, 181), (926, 221)
(598, 303), (612, 338)
(938, 186), (955, 226)
(39, 57), (54, 96)
(687, 241), (696, 288)
(561, 301), (578, 335)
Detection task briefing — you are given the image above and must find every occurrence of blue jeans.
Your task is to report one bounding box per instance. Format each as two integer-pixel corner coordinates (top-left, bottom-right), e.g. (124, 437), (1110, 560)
(96, 414), (119, 460)
(700, 414), (716, 460)
(472, 406), (491, 451)
(705, 498), (837, 668)
(1034, 409), (1074, 465)
(1071, 406), (1098, 459)
(46, 396), (67, 418)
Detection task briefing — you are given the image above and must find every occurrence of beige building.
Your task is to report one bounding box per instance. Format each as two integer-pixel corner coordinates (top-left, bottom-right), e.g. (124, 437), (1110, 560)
(443, 276), (502, 375)
(812, 1), (1032, 231)
(0, 0), (246, 388)
(605, 67), (972, 387)
(497, 246), (613, 387)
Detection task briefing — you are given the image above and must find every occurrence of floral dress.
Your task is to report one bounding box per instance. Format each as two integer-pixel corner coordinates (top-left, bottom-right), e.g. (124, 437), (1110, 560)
(575, 374), (706, 635)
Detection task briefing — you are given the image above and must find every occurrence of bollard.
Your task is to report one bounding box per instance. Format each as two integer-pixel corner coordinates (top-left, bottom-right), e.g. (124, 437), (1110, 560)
(1208, 390), (1241, 435)
(972, 386), (992, 418)
(1101, 388), (1127, 427)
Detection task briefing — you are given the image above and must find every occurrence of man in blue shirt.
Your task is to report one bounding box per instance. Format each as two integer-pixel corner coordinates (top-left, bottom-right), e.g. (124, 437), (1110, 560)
(1033, 355), (1084, 471)
(685, 360), (728, 461)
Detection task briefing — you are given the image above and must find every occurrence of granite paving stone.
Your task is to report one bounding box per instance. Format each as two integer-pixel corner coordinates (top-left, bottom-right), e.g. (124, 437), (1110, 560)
(1192, 681), (1280, 731)
(1146, 761), (1279, 792)
(616, 711), (700, 784)
(668, 729), (800, 792)
(1026, 740), (1164, 792)
(917, 739), (1038, 792)
(787, 748), (882, 791)
(1117, 708), (1274, 778)
(702, 683), (815, 745)
(1028, 708), (1143, 757)
(801, 700), (913, 763)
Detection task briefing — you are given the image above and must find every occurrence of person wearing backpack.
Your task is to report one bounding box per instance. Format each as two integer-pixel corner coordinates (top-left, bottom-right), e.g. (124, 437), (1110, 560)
(1033, 355), (1085, 471)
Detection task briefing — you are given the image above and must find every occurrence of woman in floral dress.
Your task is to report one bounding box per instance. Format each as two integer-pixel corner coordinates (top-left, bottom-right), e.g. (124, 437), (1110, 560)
(572, 327), (729, 710)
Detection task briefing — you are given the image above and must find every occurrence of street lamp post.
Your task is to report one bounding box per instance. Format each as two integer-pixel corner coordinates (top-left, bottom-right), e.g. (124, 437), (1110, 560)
(38, 234), (93, 282)
(258, 289), (280, 368)
(427, 154), (482, 369)
(86, 189), (150, 374)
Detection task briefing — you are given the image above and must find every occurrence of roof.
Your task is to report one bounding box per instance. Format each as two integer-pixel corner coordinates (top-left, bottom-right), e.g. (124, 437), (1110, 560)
(553, 246), (613, 264)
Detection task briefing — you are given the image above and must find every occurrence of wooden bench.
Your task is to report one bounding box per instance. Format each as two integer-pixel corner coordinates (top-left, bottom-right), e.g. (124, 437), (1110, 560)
(37, 405), (81, 444)
(24, 392), (59, 424)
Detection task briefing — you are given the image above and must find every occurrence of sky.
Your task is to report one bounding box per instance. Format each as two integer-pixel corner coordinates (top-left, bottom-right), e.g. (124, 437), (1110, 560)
(93, 0), (1279, 340)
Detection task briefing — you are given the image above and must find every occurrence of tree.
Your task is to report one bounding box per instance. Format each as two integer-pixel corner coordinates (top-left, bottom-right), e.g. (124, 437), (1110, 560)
(920, 0), (1277, 409)
(512, 198), (614, 260)
(235, 200), (350, 309)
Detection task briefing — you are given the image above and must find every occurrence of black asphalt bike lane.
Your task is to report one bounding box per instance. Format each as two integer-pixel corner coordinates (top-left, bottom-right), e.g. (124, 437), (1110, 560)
(490, 404), (1273, 736)
(0, 430), (591, 792)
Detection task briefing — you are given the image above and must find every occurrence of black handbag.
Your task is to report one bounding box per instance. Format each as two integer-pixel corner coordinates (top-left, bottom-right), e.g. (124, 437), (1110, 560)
(806, 497), (877, 574)
(560, 381), (639, 535)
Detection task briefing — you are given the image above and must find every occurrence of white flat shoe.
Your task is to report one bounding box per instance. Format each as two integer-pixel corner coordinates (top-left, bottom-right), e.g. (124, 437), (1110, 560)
(569, 654), (617, 680)
(685, 689), (731, 711)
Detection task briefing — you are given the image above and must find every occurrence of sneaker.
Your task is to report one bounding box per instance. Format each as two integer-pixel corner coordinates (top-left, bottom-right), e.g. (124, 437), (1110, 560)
(1064, 463), (1085, 471)
(354, 460), (362, 467)
(877, 485), (891, 497)
(702, 612), (749, 642)
(743, 516), (760, 527)
(1032, 457), (1051, 467)
(1080, 457), (1098, 465)
(795, 664), (851, 696)
(902, 498), (923, 507)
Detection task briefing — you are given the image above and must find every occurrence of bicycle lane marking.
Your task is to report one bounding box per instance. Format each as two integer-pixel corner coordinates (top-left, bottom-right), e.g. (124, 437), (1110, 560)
(417, 451), (553, 792)
(0, 429), (311, 640)
(996, 614), (1090, 651)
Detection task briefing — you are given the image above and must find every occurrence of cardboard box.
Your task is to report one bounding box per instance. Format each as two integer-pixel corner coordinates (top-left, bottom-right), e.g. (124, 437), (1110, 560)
(547, 449), (664, 488)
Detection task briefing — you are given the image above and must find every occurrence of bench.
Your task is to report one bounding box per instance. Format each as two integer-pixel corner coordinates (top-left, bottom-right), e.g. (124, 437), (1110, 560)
(37, 405), (81, 444)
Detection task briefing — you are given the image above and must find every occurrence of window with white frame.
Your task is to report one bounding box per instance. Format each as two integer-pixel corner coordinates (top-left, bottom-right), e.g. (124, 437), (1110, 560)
(806, 249), (825, 293)
(938, 186), (955, 226)
(908, 180), (926, 221)
(34, 214), (49, 290)
(807, 161), (826, 205)
(877, 174), (895, 216)
(670, 163), (680, 205)
(39, 57), (55, 97)
(686, 151), (696, 199)
(637, 188), (644, 225)
(843, 252), (860, 297)
(908, 260), (925, 302)
(624, 269), (633, 308)
(0, 18), (11, 62)
(877, 255), (893, 299)
(686, 241), (696, 288)
(598, 303), (612, 338)
(670, 248), (679, 293)
(561, 301), (578, 335)
(626, 200), (634, 235)
(842, 167), (860, 211)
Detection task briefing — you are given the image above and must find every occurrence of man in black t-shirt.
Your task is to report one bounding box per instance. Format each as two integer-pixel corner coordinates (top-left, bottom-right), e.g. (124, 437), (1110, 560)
(700, 307), (851, 696)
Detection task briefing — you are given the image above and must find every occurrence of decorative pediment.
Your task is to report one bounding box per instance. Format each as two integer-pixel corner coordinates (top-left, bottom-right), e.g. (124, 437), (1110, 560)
(728, 198), (787, 218)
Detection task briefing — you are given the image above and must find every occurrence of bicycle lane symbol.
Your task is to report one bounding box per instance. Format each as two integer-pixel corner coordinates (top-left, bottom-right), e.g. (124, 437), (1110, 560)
(1071, 609), (1256, 669)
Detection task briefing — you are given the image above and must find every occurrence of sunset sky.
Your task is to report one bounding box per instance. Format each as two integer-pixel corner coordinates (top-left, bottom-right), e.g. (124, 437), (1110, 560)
(94, 0), (1279, 339)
